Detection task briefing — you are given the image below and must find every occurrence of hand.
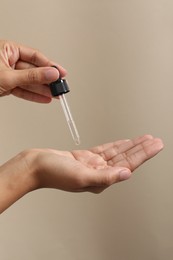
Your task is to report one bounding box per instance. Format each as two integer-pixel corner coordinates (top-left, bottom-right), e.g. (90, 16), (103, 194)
(0, 135), (163, 213)
(31, 135), (163, 193)
(0, 40), (66, 103)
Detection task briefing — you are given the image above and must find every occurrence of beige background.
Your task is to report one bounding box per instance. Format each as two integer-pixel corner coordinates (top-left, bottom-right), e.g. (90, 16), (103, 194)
(0, 0), (173, 259)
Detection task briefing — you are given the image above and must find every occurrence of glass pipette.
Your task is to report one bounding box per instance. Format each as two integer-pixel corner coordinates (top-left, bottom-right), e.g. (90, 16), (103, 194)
(59, 94), (80, 145)
(49, 76), (80, 145)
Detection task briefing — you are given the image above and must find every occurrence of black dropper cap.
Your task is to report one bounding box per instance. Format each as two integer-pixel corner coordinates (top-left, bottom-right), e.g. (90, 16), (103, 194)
(49, 66), (70, 97)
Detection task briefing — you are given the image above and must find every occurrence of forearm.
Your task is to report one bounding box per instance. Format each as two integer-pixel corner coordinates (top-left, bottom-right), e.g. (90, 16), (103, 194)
(0, 150), (37, 213)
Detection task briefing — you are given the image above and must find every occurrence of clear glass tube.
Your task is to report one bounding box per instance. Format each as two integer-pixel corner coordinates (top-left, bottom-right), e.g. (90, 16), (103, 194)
(59, 94), (80, 145)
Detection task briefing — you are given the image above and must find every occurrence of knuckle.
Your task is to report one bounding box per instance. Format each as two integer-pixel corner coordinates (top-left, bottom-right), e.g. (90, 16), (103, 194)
(122, 152), (134, 170)
(30, 50), (39, 64)
(126, 155), (136, 170)
(101, 174), (113, 187)
(27, 69), (39, 83)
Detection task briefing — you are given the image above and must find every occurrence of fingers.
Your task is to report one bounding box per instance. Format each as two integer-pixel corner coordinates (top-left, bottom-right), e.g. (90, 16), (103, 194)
(12, 83), (52, 98)
(83, 167), (132, 193)
(83, 136), (163, 193)
(89, 135), (163, 174)
(0, 67), (59, 92)
(17, 44), (67, 77)
(15, 61), (67, 78)
(11, 88), (52, 103)
(0, 41), (67, 96)
(90, 139), (130, 155)
(91, 135), (154, 161)
(109, 138), (164, 171)
(15, 61), (35, 70)
(18, 44), (53, 67)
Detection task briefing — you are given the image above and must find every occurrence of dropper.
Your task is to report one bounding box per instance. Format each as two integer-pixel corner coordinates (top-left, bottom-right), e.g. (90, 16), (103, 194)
(49, 69), (80, 145)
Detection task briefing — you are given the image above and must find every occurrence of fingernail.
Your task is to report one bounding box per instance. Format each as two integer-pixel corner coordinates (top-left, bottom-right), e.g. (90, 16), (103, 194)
(119, 169), (131, 181)
(44, 68), (59, 81)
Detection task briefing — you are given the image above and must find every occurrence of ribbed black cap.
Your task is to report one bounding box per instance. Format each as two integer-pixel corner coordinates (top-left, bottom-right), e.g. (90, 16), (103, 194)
(49, 78), (70, 97)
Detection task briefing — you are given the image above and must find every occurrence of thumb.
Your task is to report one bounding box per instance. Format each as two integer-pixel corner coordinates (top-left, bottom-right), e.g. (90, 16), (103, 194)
(0, 67), (59, 91)
(88, 167), (132, 188)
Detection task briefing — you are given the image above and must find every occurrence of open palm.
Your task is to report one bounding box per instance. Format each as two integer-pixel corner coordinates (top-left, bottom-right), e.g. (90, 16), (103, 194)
(36, 135), (163, 193)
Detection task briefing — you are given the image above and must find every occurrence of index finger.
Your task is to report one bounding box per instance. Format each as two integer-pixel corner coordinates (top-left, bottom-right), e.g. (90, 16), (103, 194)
(18, 44), (52, 67)
(17, 44), (67, 77)
(108, 138), (164, 171)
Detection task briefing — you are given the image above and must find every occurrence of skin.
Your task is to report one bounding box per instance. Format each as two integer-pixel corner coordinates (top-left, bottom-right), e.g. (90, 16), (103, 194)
(0, 40), (164, 214)
(0, 39), (66, 102)
(0, 135), (163, 213)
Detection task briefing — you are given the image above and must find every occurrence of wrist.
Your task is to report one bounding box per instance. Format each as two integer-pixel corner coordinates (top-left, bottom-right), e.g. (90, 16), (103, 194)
(0, 149), (40, 213)
(19, 149), (41, 191)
